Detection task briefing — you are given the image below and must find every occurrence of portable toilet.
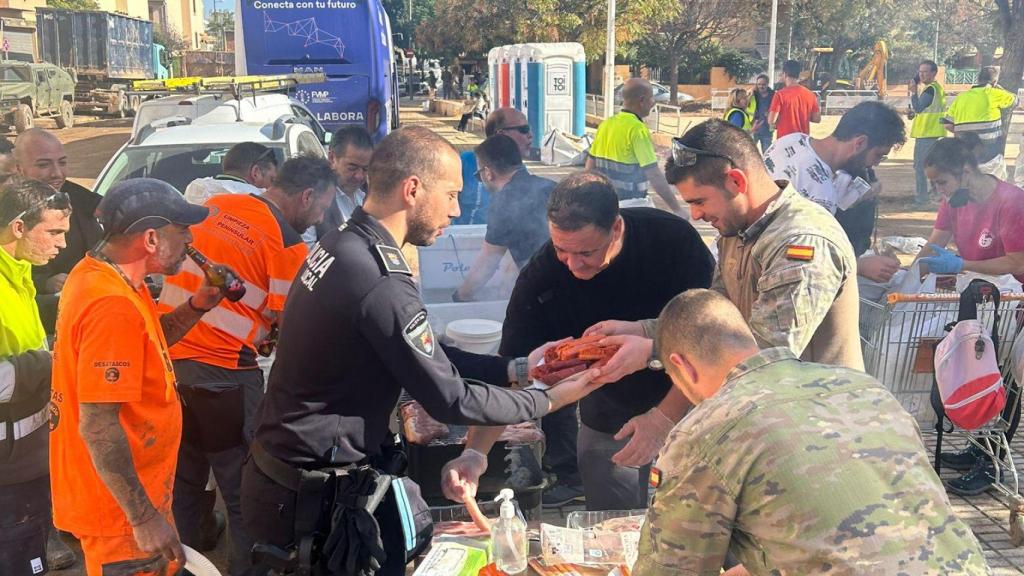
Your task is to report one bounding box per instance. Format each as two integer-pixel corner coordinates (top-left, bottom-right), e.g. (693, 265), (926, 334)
(515, 44), (531, 116)
(498, 45), (513, 108)
(508, 44), (524, 110)
(487, 47), (500, 106)
(525, 42), (586, 150)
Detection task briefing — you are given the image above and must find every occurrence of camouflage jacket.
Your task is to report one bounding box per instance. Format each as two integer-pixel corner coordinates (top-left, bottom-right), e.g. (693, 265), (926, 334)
(634, 348), (990, 576)
(713, 184), (862, 370)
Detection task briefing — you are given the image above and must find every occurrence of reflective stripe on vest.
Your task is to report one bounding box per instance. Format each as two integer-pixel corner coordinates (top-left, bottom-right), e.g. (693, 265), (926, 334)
(180, 259), (269, 311)
(160, 282), (255, 342)
(592, 156), (649, 200)
(723, 107), (752, 131)
(0, 404), (49, 441)
(910, 81), (946, 138)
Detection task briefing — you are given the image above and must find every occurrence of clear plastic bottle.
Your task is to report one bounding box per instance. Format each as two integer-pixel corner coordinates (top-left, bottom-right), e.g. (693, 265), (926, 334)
(490, 489), (527, 574)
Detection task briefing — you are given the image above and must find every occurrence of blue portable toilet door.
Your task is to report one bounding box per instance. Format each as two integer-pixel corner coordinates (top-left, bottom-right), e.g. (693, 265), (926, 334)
(543, 58), (574, 139)
(519, 50), (529, 119)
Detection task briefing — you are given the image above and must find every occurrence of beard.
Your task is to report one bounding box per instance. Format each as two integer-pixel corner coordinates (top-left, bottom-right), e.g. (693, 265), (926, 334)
(406, 204), (441, 247)
(841, 149), (871, 176)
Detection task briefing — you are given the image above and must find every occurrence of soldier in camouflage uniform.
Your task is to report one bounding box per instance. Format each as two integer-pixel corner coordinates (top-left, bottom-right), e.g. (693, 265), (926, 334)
(633, 289), (989, 576)
(588, 120), (861, 387)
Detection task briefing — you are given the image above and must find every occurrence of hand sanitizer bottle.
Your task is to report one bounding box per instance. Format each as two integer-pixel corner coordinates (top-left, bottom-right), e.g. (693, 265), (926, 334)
(490, 488), (528, 574)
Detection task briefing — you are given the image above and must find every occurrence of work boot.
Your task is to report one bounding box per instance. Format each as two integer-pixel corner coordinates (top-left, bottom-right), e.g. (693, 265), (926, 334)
(46, 529), (76, 570)
(542, 484), (585, 508)
(939, 444), (986, 472)
(198, 509), (226, 552)
(945, 458), (999, 497)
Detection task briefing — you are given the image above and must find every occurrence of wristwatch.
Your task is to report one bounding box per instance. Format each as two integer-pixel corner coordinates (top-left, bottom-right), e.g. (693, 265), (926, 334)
(648, 357), (664, 371)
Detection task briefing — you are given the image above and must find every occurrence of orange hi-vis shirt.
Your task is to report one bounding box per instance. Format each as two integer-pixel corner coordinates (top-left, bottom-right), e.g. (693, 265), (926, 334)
(50, 255), (181, 537)
(159, 194), (307, 369)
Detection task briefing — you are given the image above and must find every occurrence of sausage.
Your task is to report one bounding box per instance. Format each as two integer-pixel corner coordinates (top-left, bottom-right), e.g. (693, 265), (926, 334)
(463, 493), (491, 532)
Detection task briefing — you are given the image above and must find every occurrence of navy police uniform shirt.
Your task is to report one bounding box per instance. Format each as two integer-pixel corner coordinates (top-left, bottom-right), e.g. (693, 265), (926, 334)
(253, 207), (551, 467)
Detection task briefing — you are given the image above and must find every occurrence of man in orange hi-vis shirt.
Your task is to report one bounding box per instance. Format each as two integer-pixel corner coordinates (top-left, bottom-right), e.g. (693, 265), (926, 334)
(159, 156), (336, 576)
(50, 179), (226, 575)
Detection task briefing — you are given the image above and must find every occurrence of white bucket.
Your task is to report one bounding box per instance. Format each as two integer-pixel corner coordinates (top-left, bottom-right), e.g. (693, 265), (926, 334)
(445, 319), (503, 354)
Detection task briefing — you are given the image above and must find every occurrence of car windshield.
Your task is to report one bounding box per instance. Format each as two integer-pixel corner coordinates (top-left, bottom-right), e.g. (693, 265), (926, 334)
(0, 67), (31, 82)
(94, 143), (286, 197)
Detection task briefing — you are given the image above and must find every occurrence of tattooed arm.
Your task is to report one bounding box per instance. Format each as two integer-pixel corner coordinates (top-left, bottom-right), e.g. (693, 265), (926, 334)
(79, 403), (184, 562)
(159, 282), (223, 346)
(159, 303), (205, 346)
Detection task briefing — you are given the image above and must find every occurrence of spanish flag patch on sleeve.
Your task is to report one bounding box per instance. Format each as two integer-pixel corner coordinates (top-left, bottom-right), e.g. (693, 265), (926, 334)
(785, 245), (814, 261)
(649, 466), (662, 488)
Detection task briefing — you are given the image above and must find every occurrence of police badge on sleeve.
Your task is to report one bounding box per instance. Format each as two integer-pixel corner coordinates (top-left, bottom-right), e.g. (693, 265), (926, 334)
(404, 310), (435, 358)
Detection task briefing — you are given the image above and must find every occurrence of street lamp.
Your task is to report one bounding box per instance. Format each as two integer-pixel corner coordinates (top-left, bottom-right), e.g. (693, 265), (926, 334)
(604, 0), (616, 118)
(768, 0), (778, 81)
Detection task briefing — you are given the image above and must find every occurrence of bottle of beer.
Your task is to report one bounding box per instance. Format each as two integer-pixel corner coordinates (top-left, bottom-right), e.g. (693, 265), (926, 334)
(185, 245), (246, 302)
(257, 324), (279, 357)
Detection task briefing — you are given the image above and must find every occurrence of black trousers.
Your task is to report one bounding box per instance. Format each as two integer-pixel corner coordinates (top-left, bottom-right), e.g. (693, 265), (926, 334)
(241, 458), (410, 575)
(0, 476), (50, 576)
(172, 360), (264, 576)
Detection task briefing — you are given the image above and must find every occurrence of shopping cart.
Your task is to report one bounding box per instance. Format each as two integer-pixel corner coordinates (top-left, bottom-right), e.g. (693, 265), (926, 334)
(860, 289), (1024, 542)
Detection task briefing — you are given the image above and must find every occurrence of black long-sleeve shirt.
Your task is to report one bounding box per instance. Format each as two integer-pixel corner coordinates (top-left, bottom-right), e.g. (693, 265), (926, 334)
(254, 208), (550, 467)
(499, 208), (714, 434)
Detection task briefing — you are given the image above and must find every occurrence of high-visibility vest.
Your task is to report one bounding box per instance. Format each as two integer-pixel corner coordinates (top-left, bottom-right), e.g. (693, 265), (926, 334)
(945, 85), (1016, 162)
(723, 107), (752, 131)
(910, 81), (946, 138)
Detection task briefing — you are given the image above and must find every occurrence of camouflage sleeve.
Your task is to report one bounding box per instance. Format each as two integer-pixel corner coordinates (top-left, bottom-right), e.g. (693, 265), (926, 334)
(748, 235), (850, 357)
(710, 264), (726, 296)
(634, 449), (735, 574)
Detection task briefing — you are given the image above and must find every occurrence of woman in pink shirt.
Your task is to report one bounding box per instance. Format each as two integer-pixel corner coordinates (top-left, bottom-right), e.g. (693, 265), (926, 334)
(920, 136), (1024, 282)
(921, 135), (1024, 498)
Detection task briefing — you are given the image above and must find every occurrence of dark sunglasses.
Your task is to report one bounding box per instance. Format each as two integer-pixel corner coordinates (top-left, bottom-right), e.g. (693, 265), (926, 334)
(7, 190), (70, 226)
(671, 139), (736, 169)
(501, 124), (531, 135)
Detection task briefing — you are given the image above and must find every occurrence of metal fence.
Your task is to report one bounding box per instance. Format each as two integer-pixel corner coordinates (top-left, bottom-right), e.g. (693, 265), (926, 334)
(823, 90), (879, 114)
(945, 68), (979, 85)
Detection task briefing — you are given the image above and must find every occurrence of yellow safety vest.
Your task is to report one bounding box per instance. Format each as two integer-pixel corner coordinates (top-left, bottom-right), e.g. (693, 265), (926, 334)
(723, 107), (752, 132)
(910, 81), (946, 138)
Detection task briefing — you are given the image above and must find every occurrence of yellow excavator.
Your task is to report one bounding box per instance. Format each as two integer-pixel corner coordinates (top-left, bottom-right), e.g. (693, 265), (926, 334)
(801, 41), (888, 97)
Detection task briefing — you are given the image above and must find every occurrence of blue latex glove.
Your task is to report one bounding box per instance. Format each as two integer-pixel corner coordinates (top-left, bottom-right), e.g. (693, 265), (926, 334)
(919, 243), (964, 274)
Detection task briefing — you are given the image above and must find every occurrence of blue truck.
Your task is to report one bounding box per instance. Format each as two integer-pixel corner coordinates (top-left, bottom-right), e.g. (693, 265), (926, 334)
(36, 8), (169, 117)
(234, 0), (399, 140)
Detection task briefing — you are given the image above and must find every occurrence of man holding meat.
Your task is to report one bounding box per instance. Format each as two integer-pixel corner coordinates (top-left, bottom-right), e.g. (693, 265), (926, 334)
(442, 172), (714, 511)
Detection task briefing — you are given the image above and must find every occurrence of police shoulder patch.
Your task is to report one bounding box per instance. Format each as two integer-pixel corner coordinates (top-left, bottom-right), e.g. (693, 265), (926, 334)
(403, 310), (435, 358)
(375, 245), (412, 275)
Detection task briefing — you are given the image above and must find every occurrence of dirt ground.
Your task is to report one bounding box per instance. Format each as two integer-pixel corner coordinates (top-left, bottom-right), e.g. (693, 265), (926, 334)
(38, 105), (1021, 575)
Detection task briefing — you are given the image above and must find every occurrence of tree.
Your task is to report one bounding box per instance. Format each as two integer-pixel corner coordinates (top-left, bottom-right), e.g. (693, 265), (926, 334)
(382, 0), (435, 49)
(631, 0), (754, 104)
(46, 0), (99, 9)
(415, 0), (654, 62)
(206, 10), (234, 51)
(993, 0), (1024, 149)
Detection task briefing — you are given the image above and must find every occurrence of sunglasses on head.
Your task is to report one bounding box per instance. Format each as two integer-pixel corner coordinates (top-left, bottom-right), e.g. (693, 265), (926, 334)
(501, 124), (531, 135)
(7, 190), (70, 226)
(671, 139), (737, 168)
(254, 147), (278, 167)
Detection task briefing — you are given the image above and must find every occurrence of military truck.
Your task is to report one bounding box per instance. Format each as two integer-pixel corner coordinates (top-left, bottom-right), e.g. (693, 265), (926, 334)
(36, 8), (167, 118)
(0, 61), (75, 132)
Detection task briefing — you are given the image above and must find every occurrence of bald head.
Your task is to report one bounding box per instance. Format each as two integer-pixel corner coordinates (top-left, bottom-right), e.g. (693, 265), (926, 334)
(484, 107), (531, 155)
(15, 128), (67, 191)
(621, 78), (654, 118)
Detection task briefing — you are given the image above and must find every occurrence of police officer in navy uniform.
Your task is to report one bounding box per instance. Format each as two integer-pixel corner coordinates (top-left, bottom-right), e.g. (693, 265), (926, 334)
(241, 126), (603, 575)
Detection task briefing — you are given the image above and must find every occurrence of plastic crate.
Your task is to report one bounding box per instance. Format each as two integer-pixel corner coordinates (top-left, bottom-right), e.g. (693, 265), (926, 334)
(565, 509), (647, 530)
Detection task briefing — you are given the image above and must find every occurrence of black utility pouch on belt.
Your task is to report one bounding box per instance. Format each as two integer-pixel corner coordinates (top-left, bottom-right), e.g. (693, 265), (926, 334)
(250, 440), (432, 575)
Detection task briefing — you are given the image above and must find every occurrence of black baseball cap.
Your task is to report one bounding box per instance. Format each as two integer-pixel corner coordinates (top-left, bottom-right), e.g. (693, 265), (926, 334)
(96, 178), (208, 236)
